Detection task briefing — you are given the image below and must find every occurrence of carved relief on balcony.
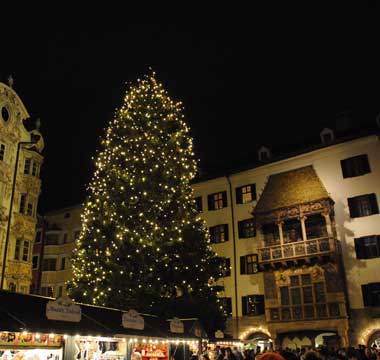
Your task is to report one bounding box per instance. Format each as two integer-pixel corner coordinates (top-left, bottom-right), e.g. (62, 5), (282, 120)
(6, 260), (32, 281)
(264, 272), (278, 300)
(0, 206), (8, 225)
(323, 263), (343, 292)
(0, 162), (12, 184)
(11, 213), (36, 238)
(255, 199), (333, 224)
(18, 175), (42, 195)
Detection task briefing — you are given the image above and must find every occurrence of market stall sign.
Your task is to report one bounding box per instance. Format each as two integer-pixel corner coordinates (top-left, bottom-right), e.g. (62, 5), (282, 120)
(170, 318), (184, 334)
(122, 309), (144, 330)
(46, 295), (81, 322)
(215, 330), (224, 339)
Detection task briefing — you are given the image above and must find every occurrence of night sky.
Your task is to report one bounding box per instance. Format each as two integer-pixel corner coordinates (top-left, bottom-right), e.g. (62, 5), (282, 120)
(1, 4), (379, 213)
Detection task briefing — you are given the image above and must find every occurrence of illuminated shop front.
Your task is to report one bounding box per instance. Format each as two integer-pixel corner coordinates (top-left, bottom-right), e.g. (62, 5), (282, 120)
(0, 292), (206, 360)
(0, 331), (63, 360)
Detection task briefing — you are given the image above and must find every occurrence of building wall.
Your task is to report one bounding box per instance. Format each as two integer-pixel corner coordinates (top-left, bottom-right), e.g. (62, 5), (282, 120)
(32, 205), (82, 297)
(192, 134), (380, 344)
(0, 82), (44, 293)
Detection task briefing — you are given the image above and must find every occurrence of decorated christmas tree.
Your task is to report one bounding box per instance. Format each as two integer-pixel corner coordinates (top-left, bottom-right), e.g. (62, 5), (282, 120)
(68, 72), (226, 332)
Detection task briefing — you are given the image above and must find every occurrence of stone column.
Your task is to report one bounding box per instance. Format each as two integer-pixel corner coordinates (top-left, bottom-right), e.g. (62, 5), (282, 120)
(300, 215), (307, 242)
(322, 210), (333, 237)
(276, 221), (284, 246)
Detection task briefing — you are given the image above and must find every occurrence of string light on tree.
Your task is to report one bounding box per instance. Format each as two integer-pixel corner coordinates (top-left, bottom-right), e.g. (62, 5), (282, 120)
(67, 71), (227, 332)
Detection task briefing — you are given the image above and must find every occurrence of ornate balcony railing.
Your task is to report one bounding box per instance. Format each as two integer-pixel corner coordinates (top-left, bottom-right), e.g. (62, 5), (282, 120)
(268, 302), (343, 322)
(258, 237), (335, 263)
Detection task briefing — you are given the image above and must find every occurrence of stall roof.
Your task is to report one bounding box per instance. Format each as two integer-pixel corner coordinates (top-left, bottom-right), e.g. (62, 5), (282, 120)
(0, 291), (205, 340)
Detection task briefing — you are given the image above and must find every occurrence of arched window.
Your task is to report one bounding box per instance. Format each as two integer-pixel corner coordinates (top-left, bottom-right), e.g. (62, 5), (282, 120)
(8, 282), (16, 292)
(258, 146), (271, 161)
(320, 128), (334, 144)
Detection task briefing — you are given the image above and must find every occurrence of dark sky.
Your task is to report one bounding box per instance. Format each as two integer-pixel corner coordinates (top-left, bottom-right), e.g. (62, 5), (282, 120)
(2, 4), (379, 213)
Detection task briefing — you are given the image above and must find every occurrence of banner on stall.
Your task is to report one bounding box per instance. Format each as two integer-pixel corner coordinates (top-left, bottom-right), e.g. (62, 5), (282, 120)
(122, 309), (144, 330)
(215, 330), (224, 339)
(0, 332), (62, 347)
(46, 295), (81, 322)
(170, 318), (184, 333)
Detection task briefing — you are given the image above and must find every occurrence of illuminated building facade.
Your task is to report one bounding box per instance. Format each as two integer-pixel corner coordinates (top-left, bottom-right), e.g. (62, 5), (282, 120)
(0, 81), (44, 293)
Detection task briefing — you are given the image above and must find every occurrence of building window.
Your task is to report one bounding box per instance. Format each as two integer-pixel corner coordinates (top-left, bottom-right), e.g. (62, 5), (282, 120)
(195, 196), (203, 212)
(262, 223), (280, 246)
(362, 283), (380, 307)
(35, 231), (42, 243)
(242, 295), (265, 316)
(209, 224), (229, 244)
(280, 274), (326, 318)
(320, 128), (334, 144)
(45, 233), (60, 245)
(222, 258), (231, 277)
(0, 144), (5, 161)
(24, 158), (40, 177)
(258, 146), (271, 161)
(19, 194), (26, 214)
(64, 212), (71, 219)
(208, 191), (227, 211)
(24, 158), (31, 174)
(32, 255), (39, 269)
(41, 286), (54, 297)
(240, 254), (259, 274)
(14, 239), (29, 262)
(236, 184), (256, 204)
(42, 258), (57, 271)
(14, 239), (21, 260)
(348, 194), (379, 218)
(355, 235), (380, 259)
(283, 218), (302, 243)
(22, 241), (30, 261)
(31, 161), (39, 176)
(341, 154), (371, 178)
(61, 257), (66, 270)
(26, 200), (34, 216)
(19, 194), (35, 217)
(238, 219), (256, 238)
(221, 297), (232, 316)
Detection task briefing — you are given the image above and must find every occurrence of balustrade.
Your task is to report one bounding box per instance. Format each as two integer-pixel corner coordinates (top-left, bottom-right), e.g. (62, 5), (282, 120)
(259, 236), (335, 262)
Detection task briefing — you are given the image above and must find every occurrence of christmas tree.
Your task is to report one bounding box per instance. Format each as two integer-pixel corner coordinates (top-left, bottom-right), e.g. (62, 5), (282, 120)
(68, 72), (226, 332)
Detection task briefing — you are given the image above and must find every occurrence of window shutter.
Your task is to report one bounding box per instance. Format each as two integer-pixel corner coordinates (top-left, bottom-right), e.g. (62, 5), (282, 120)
(369, 194), (379, 214)
(238, 221), (243, 238)
(362, 284), (372, 306)
(251, 184), (257, 201)
(208, 194), (214, 211)
(236, 187), (242, 204)
(361, 155), (371, 174)
(340, 159), (349, 178)
(377, 236), (380, 256)
(242, 296), (247, 315)
(347, 197), (357, 218)
(354, 238), (366, 259)
(222, 191), (228, 207)
(224, 224), (229, 241)
(240, 256), (246, 274)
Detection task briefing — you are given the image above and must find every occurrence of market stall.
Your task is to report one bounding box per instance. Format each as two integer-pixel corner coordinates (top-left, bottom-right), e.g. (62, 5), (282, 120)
(0, 291), (207, 360)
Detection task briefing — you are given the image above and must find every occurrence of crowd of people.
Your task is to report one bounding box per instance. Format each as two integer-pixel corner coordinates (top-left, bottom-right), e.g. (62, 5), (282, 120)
(200, 344), (380, 360)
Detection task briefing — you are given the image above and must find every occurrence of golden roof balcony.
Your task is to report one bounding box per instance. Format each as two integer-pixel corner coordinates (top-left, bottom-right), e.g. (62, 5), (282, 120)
(258, 236), (336, 267)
